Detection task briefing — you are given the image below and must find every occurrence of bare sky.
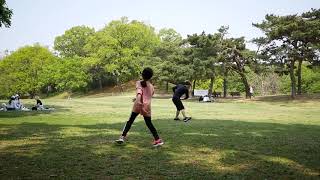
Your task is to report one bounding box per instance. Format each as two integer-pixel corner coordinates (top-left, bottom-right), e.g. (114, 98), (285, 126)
(0, 0), (319, 53)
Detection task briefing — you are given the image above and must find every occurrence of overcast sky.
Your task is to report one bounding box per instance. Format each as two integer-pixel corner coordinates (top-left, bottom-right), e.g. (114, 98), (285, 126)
(0, 0), (319, 53)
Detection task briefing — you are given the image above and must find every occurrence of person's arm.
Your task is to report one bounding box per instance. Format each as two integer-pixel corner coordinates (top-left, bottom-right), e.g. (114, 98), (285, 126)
(135, 94), (142, 104)
(135, 81), (143, 104)
(172, 86), (177, 93)
(183, 88), (189, 100)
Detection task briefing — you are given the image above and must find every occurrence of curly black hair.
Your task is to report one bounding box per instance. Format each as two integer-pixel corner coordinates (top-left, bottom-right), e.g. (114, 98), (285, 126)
(141, 67), (153, 87)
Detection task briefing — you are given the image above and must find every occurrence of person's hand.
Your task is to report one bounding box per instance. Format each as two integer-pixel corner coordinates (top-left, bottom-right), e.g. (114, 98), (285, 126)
(134, 99), (143, 107)
(135, 94), (142, 105)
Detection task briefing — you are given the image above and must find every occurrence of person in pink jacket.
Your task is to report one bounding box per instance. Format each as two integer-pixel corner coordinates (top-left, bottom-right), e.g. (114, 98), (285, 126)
(115, 67), (164, 147)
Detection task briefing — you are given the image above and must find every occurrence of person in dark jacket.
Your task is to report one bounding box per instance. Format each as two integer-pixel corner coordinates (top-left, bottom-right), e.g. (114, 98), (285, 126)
(172, 81), (192, 122)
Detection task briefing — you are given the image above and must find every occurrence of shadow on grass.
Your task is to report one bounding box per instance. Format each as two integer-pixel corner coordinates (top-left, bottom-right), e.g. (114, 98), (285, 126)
(0, 105), (70, 118)
(254, 94), (320, 103)
(0, 118), (319, 179)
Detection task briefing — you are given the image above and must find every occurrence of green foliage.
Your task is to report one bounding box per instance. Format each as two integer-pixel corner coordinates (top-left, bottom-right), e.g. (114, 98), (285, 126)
(279, 63), (320, 94)
(220, 36), (253, 97)
(0, 45), (90, 97)
(0, 45), (57, 97)
(186, 32), (220, 79)
(195, 78), (223, 91)
(253, 8), (320, 97)
(85, 17), (160, 85)
(2, 14), (319, 96)
(0, 0), (13, 28)
(279, 75), (291, 94)
(40, 57), (90, 92)
(227, 73), (245, 92)
(150, 28), (192, 84)
(54, 26), (95, 57)
(158, 28), (182, 45)
(54, 58), (89, 91)
(301, 65), (320, 93)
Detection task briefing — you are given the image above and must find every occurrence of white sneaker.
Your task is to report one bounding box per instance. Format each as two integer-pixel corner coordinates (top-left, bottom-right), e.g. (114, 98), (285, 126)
(183, 117), (192, 122)
(115, 136), (125, 144)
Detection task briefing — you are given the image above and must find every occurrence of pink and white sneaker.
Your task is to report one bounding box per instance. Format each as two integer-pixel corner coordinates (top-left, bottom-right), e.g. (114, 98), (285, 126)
(153, 139), (164, 147)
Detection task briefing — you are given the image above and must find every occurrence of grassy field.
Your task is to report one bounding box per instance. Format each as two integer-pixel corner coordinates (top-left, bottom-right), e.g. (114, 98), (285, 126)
(1, 94), (320, 179)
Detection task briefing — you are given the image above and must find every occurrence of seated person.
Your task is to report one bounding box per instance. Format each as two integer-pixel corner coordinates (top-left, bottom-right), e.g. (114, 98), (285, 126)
(32, 96), (54, 111)
(14, 94), (30, 111)
(36, 96), (44, 110)
(14, 94), (23, 110)
(203, 95), (212, 102)
(1, 96), (17, 111)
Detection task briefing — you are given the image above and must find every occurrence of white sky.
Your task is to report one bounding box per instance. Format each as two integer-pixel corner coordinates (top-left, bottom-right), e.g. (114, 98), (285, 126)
(0, 0), (319, 53)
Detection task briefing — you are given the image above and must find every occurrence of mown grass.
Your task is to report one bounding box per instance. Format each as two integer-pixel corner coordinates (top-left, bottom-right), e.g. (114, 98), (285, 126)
(0, 95), (320, 179)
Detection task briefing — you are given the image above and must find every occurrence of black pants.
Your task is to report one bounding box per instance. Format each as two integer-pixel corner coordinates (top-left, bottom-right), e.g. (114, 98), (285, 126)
(122, 112), (160, 140)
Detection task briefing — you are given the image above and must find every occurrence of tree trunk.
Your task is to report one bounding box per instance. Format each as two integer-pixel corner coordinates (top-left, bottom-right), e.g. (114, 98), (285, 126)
(239, 72), (250, 98)
(223, 67), (228, 98)
(166, 81), (169, 93)
(116, 76), (123, 92)
(208, 77), (214, 97)
(192, 80), (196, 96)
(297, 59), (302, 95)
(289, 60), (296, 99)
(261, 79), (265, 96)
(29, 91), (36, 99)
(98, 78), (103, 90)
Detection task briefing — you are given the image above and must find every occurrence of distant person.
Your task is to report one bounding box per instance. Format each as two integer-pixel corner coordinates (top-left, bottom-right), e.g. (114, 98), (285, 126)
(203, 95), (211, 102)
(115, 68), (164, 147)
(14, 94), (23, 110)
(14, 94), (29, 111)
(1, 96), (16, 111)
(31, 96), (54, 111)
(32, 96), (44, 110)
(1, 94), (30, 111)
(172, 81), (192, 122)
(47, 85), (52, 97)
(249, 86), (254, 99)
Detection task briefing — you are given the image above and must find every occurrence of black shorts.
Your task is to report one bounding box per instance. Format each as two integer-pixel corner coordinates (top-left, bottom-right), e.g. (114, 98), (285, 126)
(172, 97), (184, 111)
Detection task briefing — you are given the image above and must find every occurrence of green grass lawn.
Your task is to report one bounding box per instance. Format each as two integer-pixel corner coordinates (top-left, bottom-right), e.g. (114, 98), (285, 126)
(1, 95), (320, 179)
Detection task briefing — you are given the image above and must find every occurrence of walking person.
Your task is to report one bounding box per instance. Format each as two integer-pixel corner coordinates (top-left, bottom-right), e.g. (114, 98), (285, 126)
(115, 67), (164, 147)
(249, 86), (254, 99)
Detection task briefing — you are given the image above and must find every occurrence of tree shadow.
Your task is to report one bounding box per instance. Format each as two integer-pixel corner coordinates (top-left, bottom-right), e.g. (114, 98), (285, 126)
(0, 105), (70, 118)
(254, 94), (320, 103)
(0, 118), (319, 179)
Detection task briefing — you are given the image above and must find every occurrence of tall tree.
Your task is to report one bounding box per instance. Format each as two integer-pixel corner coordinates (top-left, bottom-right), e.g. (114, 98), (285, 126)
(186, 32), (220, 97)
(150, 28), (185, 91)
(0, 0), (13, 28)
(50, 57), (90, 92)
(253, 9), (320, 98)
(300, 8), (320, 94)
(216, 26), (230, 97)
(54, 25), (95, 58)
(222, 37), (254, 98)
(85, 17), (160, 91)
(0, 45), (57, 97)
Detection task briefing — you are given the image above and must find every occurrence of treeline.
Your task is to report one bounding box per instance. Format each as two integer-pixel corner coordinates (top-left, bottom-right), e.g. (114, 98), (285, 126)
(0, 9), (319, 99)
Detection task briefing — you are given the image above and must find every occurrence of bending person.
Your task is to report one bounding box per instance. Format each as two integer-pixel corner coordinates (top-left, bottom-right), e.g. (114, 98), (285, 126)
(172, 81), (192, 122)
